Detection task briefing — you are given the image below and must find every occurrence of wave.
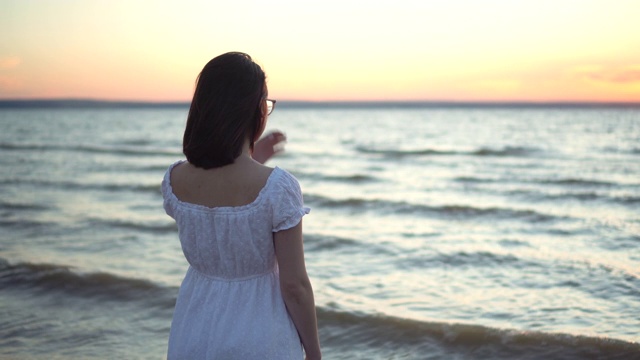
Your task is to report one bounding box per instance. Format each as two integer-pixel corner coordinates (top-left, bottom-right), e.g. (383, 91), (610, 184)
(305, 234), (361, 251)
(509, 190), (603, 202)
(0, 141), (180, 157)
(398, 250), (527, 270)
(355, 145), (537, 158)
(454, 176), (500, 184)
(0, 258), (175, 308)
(453, 177), (639, 205)
(617, 195), (640, 204)
(399, 250), (640, 300)
(546, 192), (640, 205)
(112, 139), (154, 146)
(540, 178), (621, 187)
(504, 189), (640, 205)
(303, 234), (397, 259)
(131, 164), (175, 172)
(293, 169), (380, 184)
(2, 214), (177, 235)
(87, 218), (177, 234)
(0, 178), (161, 194)
(0, 217), (56, 230)
(304, 194), (560, 223)
(316, 174), (378, 183)
(318, 308), (640, 359)
(0, 201), (51, 211)
(455, 176), (622, 188)
(3, 257), (637, 359)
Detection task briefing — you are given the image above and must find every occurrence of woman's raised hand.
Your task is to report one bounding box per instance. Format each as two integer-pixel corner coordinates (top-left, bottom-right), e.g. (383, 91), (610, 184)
(252, 130), (287, 164)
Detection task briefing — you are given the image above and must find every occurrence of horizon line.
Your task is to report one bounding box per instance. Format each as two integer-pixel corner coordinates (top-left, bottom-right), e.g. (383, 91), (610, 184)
(1, 98), (639, 109)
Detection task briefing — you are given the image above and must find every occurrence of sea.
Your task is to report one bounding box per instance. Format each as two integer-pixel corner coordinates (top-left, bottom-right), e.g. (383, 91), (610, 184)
(0, 101), (639, 359)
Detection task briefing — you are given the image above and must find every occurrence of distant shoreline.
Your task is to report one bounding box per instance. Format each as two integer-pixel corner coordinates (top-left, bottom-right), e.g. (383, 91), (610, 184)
(0, 99), (639, 109)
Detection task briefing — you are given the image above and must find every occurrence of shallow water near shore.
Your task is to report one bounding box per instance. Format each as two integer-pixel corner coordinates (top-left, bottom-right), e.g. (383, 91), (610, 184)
(1, 104), (639, 359)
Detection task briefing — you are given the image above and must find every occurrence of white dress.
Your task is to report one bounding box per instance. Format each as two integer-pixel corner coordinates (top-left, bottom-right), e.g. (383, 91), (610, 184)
(162, 160), (309, 359)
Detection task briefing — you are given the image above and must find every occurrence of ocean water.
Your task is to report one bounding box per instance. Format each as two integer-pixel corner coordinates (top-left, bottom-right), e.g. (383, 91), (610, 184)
(0, 103), (639, 359)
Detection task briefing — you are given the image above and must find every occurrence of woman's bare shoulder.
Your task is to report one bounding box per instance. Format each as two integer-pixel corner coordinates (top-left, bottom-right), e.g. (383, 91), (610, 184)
(169, 159), (275, 208)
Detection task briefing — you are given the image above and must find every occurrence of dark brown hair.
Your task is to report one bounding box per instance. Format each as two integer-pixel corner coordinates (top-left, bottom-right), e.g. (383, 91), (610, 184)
(183, 52), (266, 169)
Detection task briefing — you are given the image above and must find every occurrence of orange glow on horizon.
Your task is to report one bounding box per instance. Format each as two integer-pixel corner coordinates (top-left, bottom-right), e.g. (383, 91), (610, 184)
(1, 1), (639, 103)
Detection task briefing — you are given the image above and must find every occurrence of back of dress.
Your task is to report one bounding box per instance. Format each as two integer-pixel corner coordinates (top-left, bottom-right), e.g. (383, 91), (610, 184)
(162, 161), (309, 280)
(163, 161), (310, 359)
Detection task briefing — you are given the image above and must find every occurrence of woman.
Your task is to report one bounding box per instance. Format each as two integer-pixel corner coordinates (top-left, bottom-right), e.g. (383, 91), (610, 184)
(162, 52), (321, 359)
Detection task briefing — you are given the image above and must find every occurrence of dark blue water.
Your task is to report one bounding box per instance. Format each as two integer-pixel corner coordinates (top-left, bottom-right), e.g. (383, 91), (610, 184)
(1, 104), (639, 359)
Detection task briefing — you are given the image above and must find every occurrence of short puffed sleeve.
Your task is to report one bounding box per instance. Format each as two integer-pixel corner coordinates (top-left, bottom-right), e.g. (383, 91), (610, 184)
(161, 160), (184, 219)
(271, 169), (310, 232)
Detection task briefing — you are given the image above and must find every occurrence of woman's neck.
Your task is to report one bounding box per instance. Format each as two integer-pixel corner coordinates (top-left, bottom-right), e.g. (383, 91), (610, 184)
(237, 139), (257, 163)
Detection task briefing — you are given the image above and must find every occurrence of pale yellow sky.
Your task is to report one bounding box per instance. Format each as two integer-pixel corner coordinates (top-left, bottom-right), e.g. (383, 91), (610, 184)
(1, 0), (639, 102)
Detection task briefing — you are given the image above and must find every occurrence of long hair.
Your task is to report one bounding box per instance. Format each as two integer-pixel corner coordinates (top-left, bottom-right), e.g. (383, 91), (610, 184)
(183, 52), (266, 169)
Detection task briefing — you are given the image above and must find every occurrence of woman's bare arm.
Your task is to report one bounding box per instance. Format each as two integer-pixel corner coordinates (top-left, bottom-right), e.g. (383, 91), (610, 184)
(274, 221), (321, 360)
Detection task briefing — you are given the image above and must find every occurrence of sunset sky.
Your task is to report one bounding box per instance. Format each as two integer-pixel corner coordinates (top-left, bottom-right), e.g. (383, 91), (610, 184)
(1, 0), (639, 102)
